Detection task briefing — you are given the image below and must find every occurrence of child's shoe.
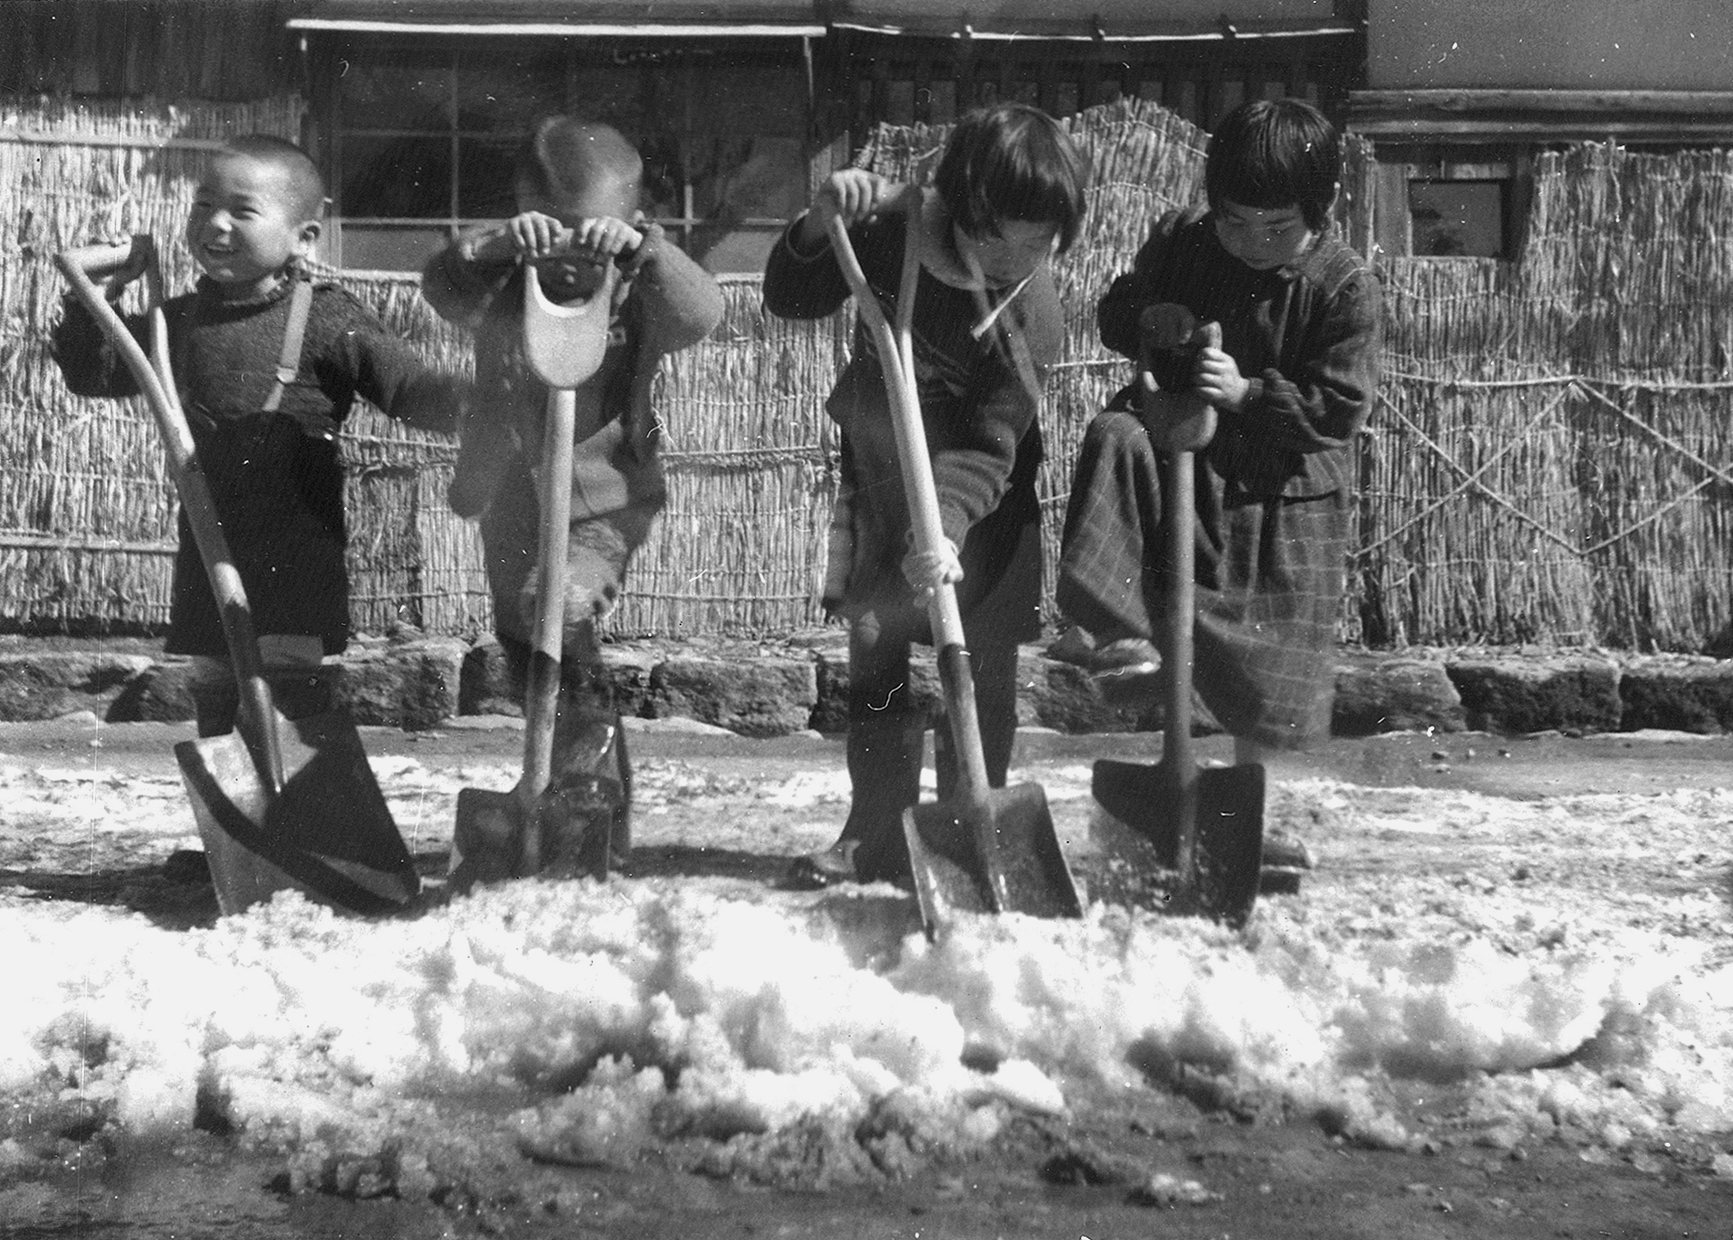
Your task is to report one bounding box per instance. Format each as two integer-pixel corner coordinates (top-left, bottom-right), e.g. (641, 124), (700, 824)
(1045, 625), (1097, 667)
(784, 840), (860, 890)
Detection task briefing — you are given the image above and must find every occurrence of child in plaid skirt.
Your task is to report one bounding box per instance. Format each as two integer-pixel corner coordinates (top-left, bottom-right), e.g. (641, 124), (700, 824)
(1057, 99), (1381, 796)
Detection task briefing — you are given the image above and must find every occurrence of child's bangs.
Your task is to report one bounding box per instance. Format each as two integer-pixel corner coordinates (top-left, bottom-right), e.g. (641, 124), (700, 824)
(957, 136), (1085, 247)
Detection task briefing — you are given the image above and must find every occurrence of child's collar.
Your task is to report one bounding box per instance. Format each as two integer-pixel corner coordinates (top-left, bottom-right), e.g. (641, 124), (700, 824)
(912, 188), (1038, 339)
(195, 265), (306, 308)
(915, 188), (984, 291)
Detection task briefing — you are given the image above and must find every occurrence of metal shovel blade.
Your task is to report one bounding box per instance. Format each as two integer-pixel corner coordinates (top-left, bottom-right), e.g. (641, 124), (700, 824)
(449, 700), (629, 893)
(903, 782), (1084, 927)
(450, 790), (620, 892)
(449, 788), (525, 892)
(175, 708), (418, 917)
(1090, 757), (1266, 928)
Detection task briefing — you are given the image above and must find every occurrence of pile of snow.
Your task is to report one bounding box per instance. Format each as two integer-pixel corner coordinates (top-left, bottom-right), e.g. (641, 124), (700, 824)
(2, 753), (1731, 1180)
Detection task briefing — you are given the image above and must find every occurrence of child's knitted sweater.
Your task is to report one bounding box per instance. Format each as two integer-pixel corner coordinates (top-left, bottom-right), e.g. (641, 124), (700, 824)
(53, 274), (461, 656)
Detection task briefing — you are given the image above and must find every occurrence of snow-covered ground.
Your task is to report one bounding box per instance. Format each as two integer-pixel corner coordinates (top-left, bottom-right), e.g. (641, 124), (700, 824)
(3, 732), (1732, 1185)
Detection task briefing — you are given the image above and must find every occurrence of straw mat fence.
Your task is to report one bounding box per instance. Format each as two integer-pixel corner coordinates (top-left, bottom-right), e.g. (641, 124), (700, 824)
(3, 97), (1730, 650)
(1369, 143), (1733, 652)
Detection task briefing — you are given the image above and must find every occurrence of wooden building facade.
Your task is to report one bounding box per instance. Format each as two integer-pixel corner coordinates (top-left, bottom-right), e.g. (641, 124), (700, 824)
(0, 1), (1368, 274)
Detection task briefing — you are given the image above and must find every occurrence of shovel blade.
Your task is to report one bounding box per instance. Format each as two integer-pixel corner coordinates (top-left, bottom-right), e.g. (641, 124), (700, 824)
(450, 787), (525, 893)
(449, 716), (629, 895)
(175, 710), (418, 917)
(902, 782), (1084, 933)
(450, 781), (624, 893)
(1090, 758), (1266, 928)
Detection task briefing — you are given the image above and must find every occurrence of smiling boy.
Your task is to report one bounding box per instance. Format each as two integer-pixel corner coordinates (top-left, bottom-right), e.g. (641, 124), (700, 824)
(53, 134), (464, 735)
(1056, 99), (1381, 860)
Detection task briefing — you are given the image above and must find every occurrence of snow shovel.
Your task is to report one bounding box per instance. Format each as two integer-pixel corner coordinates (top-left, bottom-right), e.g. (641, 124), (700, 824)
(450, 254), (621, 891)
(824, 206), (1082, 934)
(56, 237), (417, 917)
(1089, 320), (1265, 928)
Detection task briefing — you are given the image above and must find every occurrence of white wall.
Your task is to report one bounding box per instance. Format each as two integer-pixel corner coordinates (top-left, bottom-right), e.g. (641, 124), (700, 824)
(1370, 0), (1733, 90)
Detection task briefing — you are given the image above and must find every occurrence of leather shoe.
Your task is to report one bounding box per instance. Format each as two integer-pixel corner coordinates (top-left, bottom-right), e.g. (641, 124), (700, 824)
(783, 841), (859, 890)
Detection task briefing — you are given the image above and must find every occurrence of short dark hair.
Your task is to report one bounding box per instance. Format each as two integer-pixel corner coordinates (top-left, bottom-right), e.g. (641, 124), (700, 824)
(933, 103), (1089, 254)
(1205, 99), (1340, 232)
(219, 134), (327, 220)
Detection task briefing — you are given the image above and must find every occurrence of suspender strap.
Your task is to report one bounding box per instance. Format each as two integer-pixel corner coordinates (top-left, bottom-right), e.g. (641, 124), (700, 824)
(260, 277), (314, 414)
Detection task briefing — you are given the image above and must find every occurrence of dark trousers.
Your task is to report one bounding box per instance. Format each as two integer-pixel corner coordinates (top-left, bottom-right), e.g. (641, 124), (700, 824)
(839, 602), (1020, 881)
(193, 667), (334, 738)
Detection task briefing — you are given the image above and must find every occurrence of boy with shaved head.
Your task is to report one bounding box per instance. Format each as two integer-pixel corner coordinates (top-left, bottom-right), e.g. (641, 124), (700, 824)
(53, 133), (465, 737)
(421, 116), (723, 872)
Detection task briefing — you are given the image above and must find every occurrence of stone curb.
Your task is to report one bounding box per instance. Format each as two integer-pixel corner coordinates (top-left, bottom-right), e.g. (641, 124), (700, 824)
(0, 633), (1729, 738)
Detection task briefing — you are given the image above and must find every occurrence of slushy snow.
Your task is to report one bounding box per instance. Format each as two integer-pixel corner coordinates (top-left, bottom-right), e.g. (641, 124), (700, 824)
(2, 746), (1731, 1177)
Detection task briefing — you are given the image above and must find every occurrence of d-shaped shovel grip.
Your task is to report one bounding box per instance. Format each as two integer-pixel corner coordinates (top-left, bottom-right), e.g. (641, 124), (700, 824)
(522, 254), (622, 389)
(56, 236), (285, 794)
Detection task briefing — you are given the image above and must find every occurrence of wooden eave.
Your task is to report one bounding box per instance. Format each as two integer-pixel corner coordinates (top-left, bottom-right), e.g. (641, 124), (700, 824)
(1347, 89), (1733, 144)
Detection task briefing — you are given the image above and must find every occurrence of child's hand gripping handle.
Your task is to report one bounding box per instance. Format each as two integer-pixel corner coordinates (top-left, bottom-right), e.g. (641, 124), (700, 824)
(471, 222), (646, 268)
(1140, 319), (1221, 454)
(55, 237), (187, 463)
(55, 235), (286, 794)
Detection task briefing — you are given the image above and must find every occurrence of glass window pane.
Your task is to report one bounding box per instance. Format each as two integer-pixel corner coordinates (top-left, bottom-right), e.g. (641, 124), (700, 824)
(455, 137), (519, 219)
(694, 225), (782, 275)
(1054, 78), (1080, 118)
(928, 78), (957, 124)
(454, 45), (566, 132)
(692, 62), (804, 137)
(340, 135), (451, 219)
(709, 135), (806, 221)
(635, 131), (685, 222)
(566, 61), (653, 134)
(337, 224), (450, 273)
(338, 50), (451, 132)
(327, 38), (810, 273)
(885, 77), (915, 127)
(1410, 181), (1507, 258)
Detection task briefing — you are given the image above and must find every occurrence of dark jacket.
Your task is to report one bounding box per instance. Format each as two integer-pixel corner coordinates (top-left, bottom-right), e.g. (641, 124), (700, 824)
(1097, 206), (1381, 498)
(762, 204), (1061, 628)
(53, 274), (462, 656)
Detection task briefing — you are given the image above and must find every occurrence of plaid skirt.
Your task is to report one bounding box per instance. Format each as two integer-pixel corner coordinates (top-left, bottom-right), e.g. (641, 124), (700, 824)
(1057, 408), (1349, 749)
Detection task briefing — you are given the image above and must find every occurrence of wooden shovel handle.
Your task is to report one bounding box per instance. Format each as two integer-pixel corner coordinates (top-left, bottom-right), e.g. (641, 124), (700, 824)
(514, 264), (590, 875)
(56, 236), (285, 793)
(1143, 321), (1222, 882)
(822, 210), (963, 646)
(826, 208), (1011, 913)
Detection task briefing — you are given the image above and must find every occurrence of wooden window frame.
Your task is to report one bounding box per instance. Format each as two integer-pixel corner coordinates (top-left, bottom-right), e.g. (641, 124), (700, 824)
(304, 32), (813, 273)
